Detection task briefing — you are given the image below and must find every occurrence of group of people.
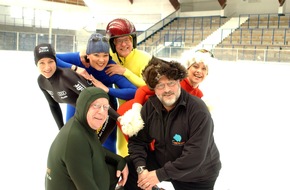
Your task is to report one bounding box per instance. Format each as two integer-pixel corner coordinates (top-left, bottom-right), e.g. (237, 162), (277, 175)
(35, 18), (222, 190)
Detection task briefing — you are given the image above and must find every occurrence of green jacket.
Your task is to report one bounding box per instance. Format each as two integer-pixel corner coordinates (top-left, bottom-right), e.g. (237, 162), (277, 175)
(45, 87), (126, 190)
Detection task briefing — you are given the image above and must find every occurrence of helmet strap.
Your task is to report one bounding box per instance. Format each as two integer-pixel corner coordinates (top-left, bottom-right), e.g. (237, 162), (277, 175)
(116, 53), (123, 65)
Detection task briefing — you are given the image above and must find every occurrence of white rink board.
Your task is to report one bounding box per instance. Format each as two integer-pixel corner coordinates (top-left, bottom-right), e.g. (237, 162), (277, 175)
(0, 50), (289, 190)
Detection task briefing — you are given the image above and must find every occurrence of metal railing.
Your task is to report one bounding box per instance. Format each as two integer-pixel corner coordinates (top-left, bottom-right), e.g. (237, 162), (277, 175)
(137, 13), (290, 54)
(137, 46), (290, 63)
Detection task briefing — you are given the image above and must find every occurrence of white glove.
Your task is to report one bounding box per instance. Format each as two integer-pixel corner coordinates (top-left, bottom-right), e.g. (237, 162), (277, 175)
(120, 103), (144, 137)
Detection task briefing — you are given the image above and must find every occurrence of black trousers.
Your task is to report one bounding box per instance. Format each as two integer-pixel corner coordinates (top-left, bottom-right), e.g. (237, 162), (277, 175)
(124, 152), (217, 190)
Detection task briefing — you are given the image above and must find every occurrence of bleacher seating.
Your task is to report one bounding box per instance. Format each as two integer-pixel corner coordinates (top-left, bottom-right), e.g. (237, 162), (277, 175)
(140, 13), (290, 48)
(218, 14), (290, 47)
(138, 16), (228, 48)
(137, 13), (290, 62)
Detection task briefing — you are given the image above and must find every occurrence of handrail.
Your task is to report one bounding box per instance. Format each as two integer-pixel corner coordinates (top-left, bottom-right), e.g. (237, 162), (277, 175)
(137, 10), (179, 44)
(138, 16), (229, 48)
(137, 46), (290, 63)
(139, 13), (290, 53)
(239, 13), (290, 29)
(1, 11), (290, 56)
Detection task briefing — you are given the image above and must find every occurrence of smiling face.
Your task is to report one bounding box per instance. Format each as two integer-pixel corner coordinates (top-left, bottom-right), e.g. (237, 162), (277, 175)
(154, 76), (181, 111)
(187, 61), (208, 88)
(87, 52), (110, 71)
(113, 35), (133, 58)
(37, 57), (57, 78)
(86, 98), (110, 131)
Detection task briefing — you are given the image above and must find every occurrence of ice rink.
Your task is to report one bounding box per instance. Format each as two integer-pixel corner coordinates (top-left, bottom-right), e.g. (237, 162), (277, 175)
(1, 50), (289, 190)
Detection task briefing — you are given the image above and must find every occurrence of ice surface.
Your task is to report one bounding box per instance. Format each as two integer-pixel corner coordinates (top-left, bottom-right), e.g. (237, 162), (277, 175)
(1, 50), (289, 190)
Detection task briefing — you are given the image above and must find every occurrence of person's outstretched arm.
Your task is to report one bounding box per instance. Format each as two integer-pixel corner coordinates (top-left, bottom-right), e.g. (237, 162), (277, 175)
(56, 52), (91, 80)
(40, 88), (64, 130)
(118, 85), (154, 138)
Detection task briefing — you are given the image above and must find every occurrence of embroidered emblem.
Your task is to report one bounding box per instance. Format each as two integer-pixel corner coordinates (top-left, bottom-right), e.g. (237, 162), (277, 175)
(172, 134), (185, 146)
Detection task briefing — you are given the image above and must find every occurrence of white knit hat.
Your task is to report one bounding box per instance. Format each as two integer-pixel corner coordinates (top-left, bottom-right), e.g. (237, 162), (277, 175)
(182, 49), (214, 69)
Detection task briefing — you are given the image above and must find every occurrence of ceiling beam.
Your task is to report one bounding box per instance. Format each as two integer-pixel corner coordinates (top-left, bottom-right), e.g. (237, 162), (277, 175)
(169, 0), (180, 10)
(279, 0), (285, 6)
(218, 0), (227, 9)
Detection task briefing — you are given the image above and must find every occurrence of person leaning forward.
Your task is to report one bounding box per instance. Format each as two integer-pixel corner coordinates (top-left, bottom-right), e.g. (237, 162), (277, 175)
(45, 87), (128, 190)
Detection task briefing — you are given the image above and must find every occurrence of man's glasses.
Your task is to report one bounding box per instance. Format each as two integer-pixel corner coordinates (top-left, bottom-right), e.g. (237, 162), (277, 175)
(114, 36), (132, 45)
(91, 103), (110, 111)
(155, 81), (177, 90)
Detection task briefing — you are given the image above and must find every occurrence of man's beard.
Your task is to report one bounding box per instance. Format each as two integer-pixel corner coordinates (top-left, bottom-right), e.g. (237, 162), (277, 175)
(157, 87), (181, 108)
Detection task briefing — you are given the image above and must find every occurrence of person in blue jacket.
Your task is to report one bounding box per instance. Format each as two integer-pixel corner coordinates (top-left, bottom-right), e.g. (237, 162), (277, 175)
(56, 33), (137, 153)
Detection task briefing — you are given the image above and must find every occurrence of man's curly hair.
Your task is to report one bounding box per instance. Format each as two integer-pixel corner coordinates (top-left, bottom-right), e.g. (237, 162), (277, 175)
(142, 56), (187, 90)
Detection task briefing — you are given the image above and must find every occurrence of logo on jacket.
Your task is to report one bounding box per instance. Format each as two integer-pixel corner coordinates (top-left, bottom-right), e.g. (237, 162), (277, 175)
(172, 134), (185, 146)
(57, 90), (67, 97)
(74, 82), (86, 91)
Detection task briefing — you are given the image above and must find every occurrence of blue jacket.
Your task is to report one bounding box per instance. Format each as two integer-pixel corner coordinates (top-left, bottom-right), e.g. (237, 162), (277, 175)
(56, 52), (137, 100)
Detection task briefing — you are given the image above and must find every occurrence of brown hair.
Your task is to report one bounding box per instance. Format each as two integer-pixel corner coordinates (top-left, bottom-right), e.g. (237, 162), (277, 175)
(142, 56), (187, 90)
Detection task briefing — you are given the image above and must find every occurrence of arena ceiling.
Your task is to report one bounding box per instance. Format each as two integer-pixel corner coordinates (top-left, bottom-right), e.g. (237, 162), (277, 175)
(44, 0), (181, 10)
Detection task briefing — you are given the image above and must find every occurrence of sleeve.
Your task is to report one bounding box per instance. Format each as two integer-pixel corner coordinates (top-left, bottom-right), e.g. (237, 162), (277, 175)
(56, 52), (83, 68)
(134, 85), (154, 105)
(63, 70), (93, 94)
(108, 108), (120, 121)
(127, 102), (153, 167)
(65, 131), (101, 189)
(127, 129), (151, 168)
(103, 148), (126, 171)
(123, 50), (151, 88)
(40, 87), (64, 129)
(108, 75), (137, 100)
(116, 86), (152, 137)
(123, 69), (146, 87)
(116, 85), (153, 116)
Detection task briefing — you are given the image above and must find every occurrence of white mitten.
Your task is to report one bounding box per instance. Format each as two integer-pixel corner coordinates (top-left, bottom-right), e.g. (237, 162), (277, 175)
(120, 103), (144, 137)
